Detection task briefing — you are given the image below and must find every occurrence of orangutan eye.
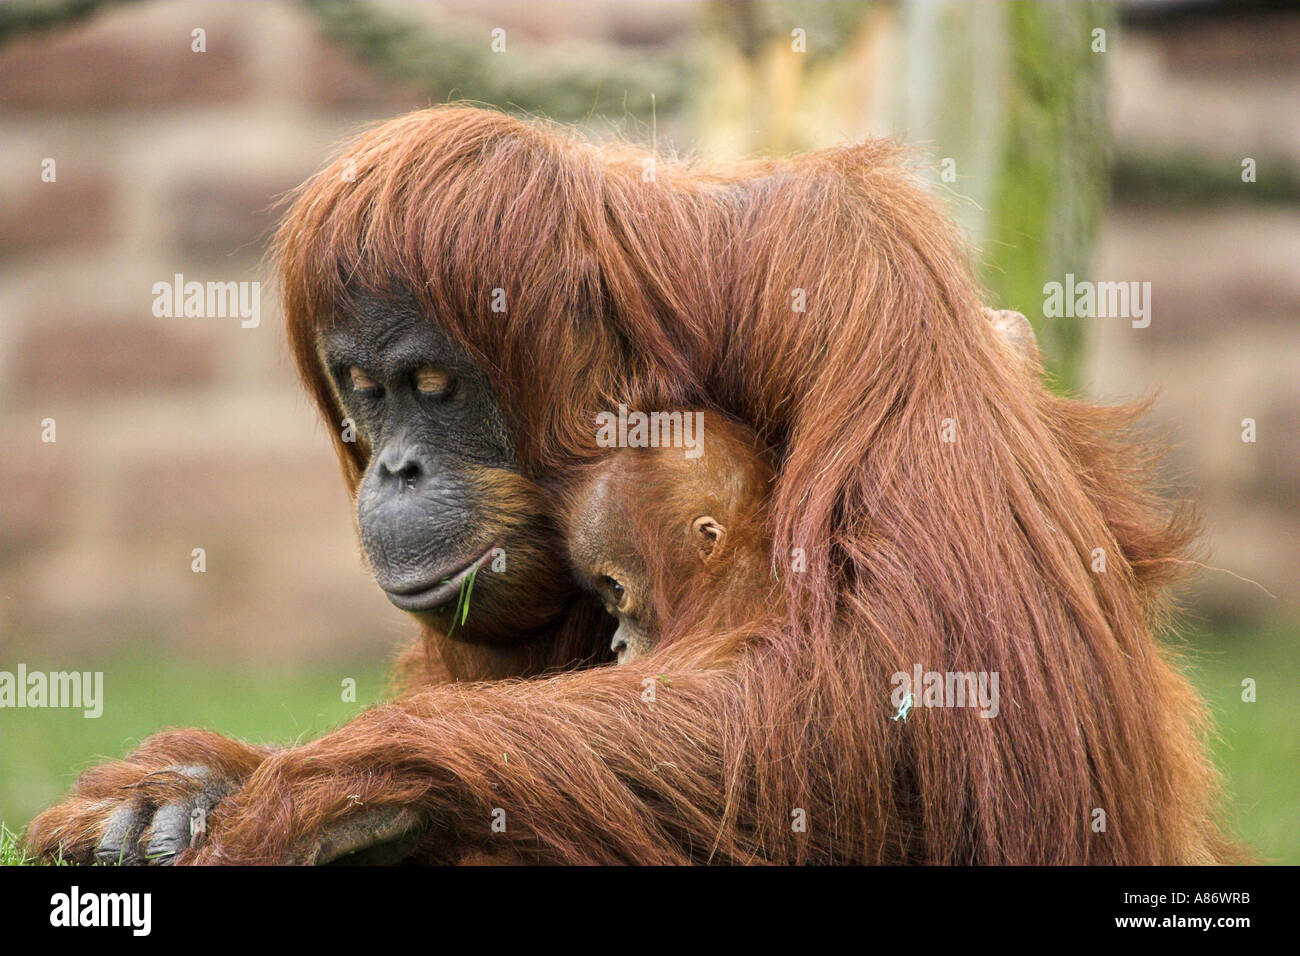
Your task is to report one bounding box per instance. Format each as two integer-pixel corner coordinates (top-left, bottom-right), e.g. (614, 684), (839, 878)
(415, 366), (456, 396)
(349, 367), (379, 392)
(599, 575), (626, 608)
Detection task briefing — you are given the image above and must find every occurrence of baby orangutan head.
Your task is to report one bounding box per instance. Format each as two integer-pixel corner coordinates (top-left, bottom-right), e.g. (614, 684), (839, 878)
(565, 413), (775, 664)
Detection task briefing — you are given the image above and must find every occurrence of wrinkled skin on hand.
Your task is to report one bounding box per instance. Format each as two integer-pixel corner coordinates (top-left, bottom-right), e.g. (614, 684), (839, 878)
(24, 731), (435, 866)
(23, 730), (271, 865)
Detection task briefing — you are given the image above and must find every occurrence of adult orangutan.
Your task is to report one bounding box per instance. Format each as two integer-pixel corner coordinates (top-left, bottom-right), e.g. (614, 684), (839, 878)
(26, 106), (1233, 865)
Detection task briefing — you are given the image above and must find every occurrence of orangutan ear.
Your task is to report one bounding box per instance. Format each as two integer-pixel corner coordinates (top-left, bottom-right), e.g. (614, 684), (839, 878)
(984, 307), (1039, 362)
(691, 516), (726, 561)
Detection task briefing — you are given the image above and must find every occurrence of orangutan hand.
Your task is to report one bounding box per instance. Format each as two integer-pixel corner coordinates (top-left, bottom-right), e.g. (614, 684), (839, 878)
(23, 730), (272, 865)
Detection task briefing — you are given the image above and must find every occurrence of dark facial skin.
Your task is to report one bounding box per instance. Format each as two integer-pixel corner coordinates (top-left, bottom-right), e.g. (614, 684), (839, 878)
(566, 483), (659, 665)
(318, 294), (575, 641)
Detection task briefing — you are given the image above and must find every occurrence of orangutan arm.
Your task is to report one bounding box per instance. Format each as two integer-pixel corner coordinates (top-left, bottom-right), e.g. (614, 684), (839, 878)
(23, 632), (606, 866)
(182, 662), (744, 865)
(23, 636), (451, 866)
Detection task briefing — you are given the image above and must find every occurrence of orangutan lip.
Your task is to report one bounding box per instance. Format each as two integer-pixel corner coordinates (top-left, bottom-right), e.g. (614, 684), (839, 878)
(384, 547), (495, 613)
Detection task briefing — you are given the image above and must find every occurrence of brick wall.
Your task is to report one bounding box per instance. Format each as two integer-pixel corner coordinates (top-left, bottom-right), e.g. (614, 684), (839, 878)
(1088, 16), (1300, 623)
(0, 0), (431, 662)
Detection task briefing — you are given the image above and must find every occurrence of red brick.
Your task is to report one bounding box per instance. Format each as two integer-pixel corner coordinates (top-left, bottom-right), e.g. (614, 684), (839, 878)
(13, 318), (225, 396)
(1, 176), (115, 254)
(0, 7), (251, 112)
(304, 38), (428, 113)
(0, 458), (74, 558)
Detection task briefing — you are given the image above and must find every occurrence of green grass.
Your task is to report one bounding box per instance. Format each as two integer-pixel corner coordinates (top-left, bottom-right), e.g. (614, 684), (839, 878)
(1177, 622), (1300, 864)
(0, 648), (389, 861)
(1, 823), (49, 865)
(2, 626), (1296, 864)
(446, 564), (479, 635)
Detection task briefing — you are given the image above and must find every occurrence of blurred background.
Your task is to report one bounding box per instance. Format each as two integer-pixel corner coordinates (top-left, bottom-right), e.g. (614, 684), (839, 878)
(1, 0), (1296, 860)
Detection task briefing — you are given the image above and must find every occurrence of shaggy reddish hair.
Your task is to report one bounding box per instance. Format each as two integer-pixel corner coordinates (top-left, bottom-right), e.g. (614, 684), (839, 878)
(26, 105), (1232, 865)
(261, 106), (1233, 863)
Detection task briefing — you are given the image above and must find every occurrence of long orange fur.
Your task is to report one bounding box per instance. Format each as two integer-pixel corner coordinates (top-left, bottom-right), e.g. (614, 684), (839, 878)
(27, 106), (1233, 865)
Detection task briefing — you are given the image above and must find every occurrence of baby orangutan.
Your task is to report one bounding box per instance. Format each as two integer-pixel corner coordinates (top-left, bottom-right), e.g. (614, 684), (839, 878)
(565, 414), (776, 664)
